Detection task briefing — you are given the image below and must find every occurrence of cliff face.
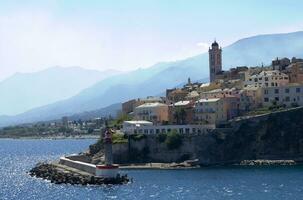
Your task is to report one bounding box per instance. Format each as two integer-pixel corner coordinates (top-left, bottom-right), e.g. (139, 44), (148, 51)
(94, 107), (303, 165)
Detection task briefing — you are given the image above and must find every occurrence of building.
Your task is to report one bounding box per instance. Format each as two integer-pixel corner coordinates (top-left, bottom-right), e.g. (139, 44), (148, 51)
(194, 97), (238, 125)
(260, 84), (303, 107)
(168, 100), (194, 125)
(209, 40), (222, 83)
(195, 98), (225, 125)
(122, 121), (215, 135)
(134, 102), (169, 124)
(122, 96), (164, 114)
(200, 88), (238, 99)
(122, 120), (153, 134)
(166, 89), (188, 103)
(238, 87), (262, 112)
(244, 70), (289, 88)
(272, 57), (291, 71)
(215, 66), (248, 82)
(286, 62), (303, 84)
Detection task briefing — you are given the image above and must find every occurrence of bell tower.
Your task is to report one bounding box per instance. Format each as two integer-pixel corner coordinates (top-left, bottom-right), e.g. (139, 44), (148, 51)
(209, 40), (222, 82)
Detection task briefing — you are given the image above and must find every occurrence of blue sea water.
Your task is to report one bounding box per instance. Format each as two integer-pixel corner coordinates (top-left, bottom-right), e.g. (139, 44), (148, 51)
(1, 139), (303, 200)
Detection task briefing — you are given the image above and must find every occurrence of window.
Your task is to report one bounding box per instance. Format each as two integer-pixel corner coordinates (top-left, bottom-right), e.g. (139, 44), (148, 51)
(275, 97), (280, 101)
(264, 98), (269, 102)
(285, 88), (290, 93)
(264, 90), (268, 94)
(296, 88), (301, 93)
(285, 97), (290, 102)
(254, 78), (258, 82)
(271, 83), (275, 87)
(265, 77), (269, 81)
(275, 89), (279, 94)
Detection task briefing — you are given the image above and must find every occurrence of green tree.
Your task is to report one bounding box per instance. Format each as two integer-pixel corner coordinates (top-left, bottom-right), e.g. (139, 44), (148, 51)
(165, 130), (183, 150)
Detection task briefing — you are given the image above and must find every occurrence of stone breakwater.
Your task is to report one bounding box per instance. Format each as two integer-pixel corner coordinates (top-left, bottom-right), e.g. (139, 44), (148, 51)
(29, 163), (129, 185)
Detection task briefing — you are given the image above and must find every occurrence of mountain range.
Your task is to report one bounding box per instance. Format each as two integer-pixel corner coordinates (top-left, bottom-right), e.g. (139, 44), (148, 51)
(0, 67), (120, 116)
(1, 31), (303, 127)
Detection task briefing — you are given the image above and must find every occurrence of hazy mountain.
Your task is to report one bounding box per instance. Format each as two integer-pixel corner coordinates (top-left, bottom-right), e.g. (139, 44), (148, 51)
(0, 66), (120, 115)
(67, 103), (122, 121)
(1, 31), (303, 127)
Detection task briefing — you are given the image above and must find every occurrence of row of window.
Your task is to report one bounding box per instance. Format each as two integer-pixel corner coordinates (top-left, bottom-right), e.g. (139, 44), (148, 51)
(134, 128), (206, 134)
(249, 76), (288, 82)
(264, 96), (300, 102)
(264, 88), (301, 94)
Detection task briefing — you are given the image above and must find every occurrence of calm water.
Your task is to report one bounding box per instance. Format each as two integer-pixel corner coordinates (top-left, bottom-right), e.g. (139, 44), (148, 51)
(1, 139), (303, 200)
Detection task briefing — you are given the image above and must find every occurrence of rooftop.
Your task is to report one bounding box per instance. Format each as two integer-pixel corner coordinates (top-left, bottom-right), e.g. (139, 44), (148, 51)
(136, 102), (167, 108)
(197, 98), (221, 103)
(123, 120), (153, 125)
(174, 100), (191, 106)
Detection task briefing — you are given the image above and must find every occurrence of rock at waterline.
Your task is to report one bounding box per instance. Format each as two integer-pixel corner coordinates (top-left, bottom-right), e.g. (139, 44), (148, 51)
(29, 163), (130, 185)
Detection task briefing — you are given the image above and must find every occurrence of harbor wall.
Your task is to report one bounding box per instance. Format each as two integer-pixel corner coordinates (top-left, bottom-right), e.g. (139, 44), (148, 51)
(59, 157), (96, 175)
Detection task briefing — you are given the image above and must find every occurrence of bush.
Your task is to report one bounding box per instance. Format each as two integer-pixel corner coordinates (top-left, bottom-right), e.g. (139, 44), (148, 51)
(165, 130), (183, 150)
(112, 133), (128, 144)
(156, 133), (167, 143)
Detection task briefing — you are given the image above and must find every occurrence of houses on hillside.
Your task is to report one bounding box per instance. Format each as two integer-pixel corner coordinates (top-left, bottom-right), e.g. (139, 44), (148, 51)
(121, 40), (303, 134)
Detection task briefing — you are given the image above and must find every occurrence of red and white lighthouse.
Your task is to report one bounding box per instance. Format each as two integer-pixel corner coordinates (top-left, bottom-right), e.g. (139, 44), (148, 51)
(96, 128), (119, 178)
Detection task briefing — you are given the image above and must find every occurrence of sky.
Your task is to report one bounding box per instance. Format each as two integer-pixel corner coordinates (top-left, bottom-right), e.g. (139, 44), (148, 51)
(0, 0), (303, 81)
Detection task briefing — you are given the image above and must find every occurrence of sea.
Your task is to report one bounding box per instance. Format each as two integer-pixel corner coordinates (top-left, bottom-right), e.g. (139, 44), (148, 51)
(0, 139), (303, 200)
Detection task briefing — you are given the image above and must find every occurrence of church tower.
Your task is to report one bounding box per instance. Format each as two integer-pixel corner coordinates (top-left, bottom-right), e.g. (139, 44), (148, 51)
(209, 40), (222, 82)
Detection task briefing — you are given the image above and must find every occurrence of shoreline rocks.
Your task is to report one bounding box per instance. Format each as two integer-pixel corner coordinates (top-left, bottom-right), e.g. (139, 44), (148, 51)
(239, 159), (296, 166)
(29, 163), (130, 185)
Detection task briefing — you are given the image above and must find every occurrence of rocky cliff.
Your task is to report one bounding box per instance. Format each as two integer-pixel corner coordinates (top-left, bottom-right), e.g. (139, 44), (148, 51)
(90, 107), (303, 166)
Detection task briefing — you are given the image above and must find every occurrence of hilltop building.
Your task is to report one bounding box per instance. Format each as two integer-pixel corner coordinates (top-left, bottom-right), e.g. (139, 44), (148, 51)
(209, 40), (222, 82)
(272, 57), (291, 71)
(244, 70), (289, 88)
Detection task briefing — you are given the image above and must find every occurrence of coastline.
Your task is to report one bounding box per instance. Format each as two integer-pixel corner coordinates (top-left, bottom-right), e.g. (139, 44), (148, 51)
(0, 135), (100, 140)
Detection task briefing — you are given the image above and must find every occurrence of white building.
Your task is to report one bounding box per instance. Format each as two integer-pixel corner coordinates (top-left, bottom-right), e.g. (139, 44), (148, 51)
(244, 70), (289, 88)
(261, 84), (303, 107)
(122, 120), (153, 134)
(122, 120), (215, 135)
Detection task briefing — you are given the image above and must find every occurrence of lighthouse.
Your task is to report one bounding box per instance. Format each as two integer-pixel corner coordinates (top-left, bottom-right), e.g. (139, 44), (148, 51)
(95, 127), (119, 178)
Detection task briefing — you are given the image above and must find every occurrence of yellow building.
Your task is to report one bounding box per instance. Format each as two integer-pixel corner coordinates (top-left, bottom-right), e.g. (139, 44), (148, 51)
(134, 102), (169, 125)
(194, 97), (239, 125)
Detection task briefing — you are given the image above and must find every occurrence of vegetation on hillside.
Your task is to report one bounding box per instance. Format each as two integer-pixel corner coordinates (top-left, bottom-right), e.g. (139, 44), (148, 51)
(165, 130), (183, 150)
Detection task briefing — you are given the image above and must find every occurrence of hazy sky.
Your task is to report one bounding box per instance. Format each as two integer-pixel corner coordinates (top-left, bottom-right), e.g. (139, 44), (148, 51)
(0, 0), (303, 81)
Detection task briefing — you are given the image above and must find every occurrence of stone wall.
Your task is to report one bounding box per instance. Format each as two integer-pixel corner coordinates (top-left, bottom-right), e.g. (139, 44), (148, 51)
(94, 107), (303, 166)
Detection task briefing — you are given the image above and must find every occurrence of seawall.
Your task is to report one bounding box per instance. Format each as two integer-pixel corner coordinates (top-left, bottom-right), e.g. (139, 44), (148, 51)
(91, 107), (303, 166)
